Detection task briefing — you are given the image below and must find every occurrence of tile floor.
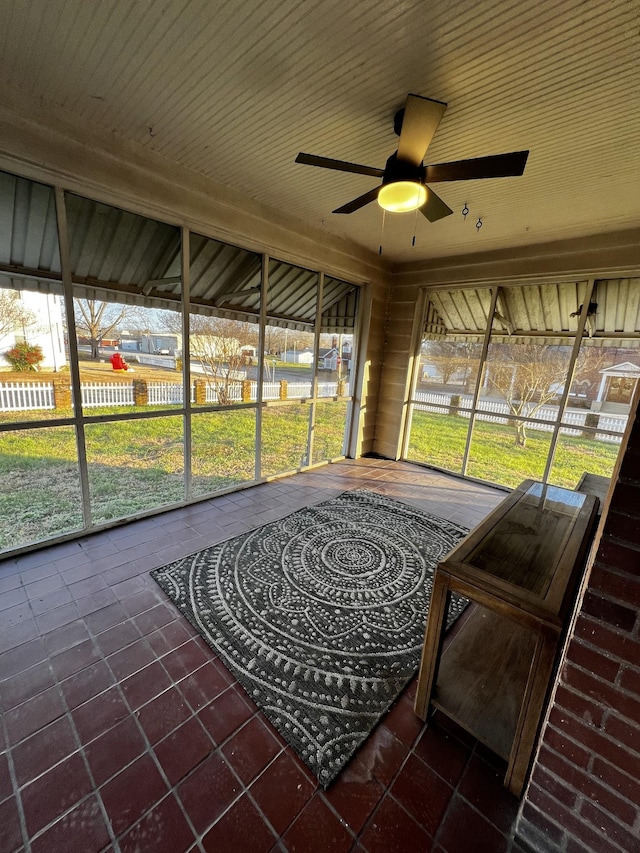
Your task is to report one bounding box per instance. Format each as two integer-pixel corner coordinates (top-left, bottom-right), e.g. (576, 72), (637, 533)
(0, 458), (531, 852)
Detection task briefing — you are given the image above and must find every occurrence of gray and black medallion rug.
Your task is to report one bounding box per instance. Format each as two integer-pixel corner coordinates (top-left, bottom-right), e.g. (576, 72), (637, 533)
(151, 488), (468, 787)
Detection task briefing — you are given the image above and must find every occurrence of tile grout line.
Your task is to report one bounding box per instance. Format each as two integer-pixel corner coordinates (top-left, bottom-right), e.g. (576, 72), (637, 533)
(1, 462), (509, 851)
(2, 682), (34, 853)
(30, 653), (119, 852)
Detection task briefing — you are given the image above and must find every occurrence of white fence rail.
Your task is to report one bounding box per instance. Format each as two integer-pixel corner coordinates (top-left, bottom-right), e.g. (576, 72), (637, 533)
(147, 382), (187, 405)
(0, 381), (55, 411)
(0, 378), (348, 411)
(413, 390), (627, 443)
(254, 382), (280, 401)
(203, 383), (242, 404)
(287, 382), (312, 399)
(81, 382), (135, 408)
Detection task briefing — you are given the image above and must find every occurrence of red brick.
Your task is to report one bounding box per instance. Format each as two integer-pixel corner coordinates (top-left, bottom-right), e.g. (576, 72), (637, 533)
(554, 684), (605, 728)
(527, 782), (569, 825)
(589, 562), (640, 609)
(567, 838), (591, 853)
(536, 746), (638, 827)
(619, 666), (640, 696)
(618, 440), (640, 473)
(593, 756), (640, 805)
(519, 802), (565, 846)
(526, 788), (623, 853)
(565, 640), (619, 684)
(580, 800), (640, 852)
(604, 511), (640, 547)
(605, 713), (640, 753)
(542, 725), (591, 769)
(530, 768), (577, 809)
(547, 711), (638, 779)
(608, 482), (640, 514)
(563, 664), (640, 723)
(575, 615), (640, 666)
(581, 591), (636, 632)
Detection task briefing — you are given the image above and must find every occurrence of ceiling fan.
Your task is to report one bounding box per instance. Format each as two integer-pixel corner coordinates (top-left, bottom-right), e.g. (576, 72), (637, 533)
(295, 94), (529, 222)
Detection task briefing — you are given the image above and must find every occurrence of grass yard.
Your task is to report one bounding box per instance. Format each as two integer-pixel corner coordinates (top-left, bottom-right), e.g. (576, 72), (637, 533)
(0, 398), (350, 552)
(408, 409), (620, 490)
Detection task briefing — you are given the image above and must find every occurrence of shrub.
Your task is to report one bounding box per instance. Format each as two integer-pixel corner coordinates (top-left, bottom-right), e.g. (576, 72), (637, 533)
(4, 341), (44, 371)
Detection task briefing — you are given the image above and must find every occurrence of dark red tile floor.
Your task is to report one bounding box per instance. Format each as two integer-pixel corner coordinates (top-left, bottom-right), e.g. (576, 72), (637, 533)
(0, 459), (529, 852)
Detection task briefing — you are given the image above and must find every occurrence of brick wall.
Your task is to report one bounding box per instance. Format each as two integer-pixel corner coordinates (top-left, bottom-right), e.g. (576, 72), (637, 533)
(517, 408), (640, 852)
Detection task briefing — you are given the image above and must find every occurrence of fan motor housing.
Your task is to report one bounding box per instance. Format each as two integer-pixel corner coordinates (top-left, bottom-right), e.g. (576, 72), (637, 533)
(383, 153), (425, 186)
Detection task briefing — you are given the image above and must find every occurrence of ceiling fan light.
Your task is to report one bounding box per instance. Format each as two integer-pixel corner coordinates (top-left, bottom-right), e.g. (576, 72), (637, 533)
(378, 181), (427, 213)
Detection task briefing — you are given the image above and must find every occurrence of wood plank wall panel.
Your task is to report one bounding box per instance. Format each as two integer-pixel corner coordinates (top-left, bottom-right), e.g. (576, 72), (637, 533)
(372, 284), (420, 457)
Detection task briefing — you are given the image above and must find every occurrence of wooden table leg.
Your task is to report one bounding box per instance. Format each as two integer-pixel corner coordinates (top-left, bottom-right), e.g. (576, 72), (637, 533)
(414, 574), (451, 720)
(504, 631), (558, 796)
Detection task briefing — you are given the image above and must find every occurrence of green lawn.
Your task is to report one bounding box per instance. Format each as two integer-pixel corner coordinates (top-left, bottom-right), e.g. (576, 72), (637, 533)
(3, 402), (618, 552)
(0, 401), (350, 551)
(408, 409), (620, 489)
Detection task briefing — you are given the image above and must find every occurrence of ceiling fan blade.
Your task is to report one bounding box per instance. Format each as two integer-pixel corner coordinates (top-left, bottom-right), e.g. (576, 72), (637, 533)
(424, 150), (529, 182)
(333, 186), (380, 214)
(420, 188), (454, 222)
(295, 152), (383, 178)
(396, 94), (447, 166)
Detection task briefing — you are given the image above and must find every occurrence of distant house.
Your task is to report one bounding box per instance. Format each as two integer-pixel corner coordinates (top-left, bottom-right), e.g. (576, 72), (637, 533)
(120, 332), (181, 355)
(591, 362), (640, 414)
(190, 334), (239, 359)
(318, 347), (339, 370)
(0, 290), (67, 371)
(282, 348), (314, 364)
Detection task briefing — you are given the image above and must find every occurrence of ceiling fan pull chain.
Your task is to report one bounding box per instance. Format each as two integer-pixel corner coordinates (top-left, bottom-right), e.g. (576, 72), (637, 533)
(379, 209), (386, 255)
(412, 206), (419, 246)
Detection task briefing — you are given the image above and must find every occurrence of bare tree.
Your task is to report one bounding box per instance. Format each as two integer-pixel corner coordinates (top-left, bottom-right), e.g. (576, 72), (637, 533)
(426, 340), (481, 387)
(570, 347), (610, 401)
(74, 299), (136, 359)
(190, 316), (257, 404)
(0, 290), (37, 339)
(485, 343), (568, 446)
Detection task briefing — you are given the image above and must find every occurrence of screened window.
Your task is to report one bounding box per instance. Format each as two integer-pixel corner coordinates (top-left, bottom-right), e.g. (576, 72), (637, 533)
(0, 168), (360, 556)
(405, 281), (638, 490)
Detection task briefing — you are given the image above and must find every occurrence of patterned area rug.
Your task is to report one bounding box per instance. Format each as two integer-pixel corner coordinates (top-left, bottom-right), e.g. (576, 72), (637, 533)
(151, 489), (468, 787)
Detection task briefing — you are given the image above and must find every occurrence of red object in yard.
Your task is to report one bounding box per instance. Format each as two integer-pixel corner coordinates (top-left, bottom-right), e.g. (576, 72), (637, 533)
(110, 352), (128, 371)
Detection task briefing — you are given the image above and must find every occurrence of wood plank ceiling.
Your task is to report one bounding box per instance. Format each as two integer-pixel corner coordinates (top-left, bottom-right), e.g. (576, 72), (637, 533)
(0, 0), (638, 264)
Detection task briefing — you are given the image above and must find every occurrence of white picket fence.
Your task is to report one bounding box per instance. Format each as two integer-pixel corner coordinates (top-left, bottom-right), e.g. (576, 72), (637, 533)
(147, 382), (189, 406)
(0, 378), (344, 411)
(81, 381), (135, 408)
(0, 381), (55, 411)
(203, 383), (242, 404)
(414, 390), (627, 442)
(254, 382), (280, 401)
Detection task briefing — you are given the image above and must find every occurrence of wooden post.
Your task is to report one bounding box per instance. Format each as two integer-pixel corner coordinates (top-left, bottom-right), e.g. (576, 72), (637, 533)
(279, 380), (288, 401)
(241, 379), (252, 403)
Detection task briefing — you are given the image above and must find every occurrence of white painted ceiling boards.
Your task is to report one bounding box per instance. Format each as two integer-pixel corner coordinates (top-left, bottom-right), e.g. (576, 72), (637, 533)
(0, 0), (638, 263)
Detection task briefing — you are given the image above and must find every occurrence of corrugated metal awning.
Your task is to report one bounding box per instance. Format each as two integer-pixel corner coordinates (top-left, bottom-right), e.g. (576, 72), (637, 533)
(0, 174), (358, 333)
(424, 281), (640, 347)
